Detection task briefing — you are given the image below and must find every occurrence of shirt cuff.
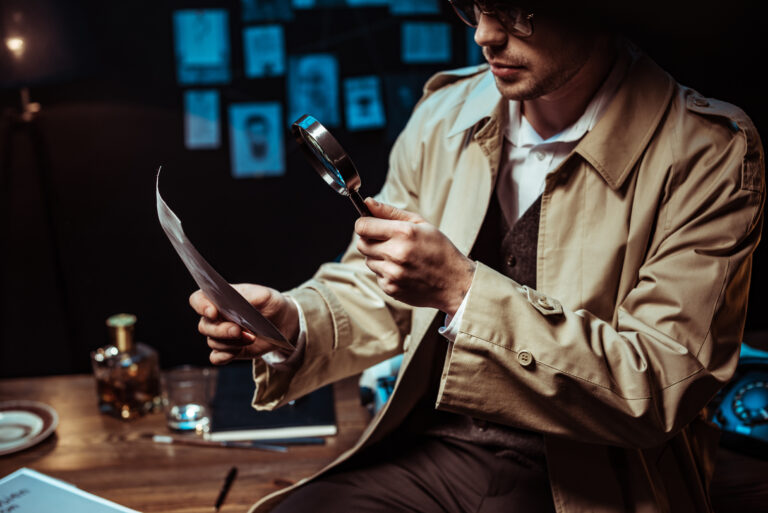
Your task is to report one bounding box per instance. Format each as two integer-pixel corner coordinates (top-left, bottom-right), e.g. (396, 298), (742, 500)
(438, 287), (470, 342)
(261, 296), (307, 370)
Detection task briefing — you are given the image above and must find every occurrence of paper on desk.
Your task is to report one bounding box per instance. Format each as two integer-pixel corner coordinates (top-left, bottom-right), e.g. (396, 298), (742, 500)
(0, 468), (140, 513)
(156, 170), (291, 350)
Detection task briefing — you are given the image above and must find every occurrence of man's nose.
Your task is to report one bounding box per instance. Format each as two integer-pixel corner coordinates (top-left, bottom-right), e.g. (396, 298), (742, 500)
(474, 12), (508, 49)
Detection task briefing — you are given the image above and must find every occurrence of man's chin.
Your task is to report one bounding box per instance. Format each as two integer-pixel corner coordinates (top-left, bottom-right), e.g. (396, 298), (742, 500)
(492, 76), (537, 102)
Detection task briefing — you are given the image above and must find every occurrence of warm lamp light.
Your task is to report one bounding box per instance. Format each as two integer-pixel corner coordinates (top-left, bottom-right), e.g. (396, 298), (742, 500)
(5, 36), (24, 57)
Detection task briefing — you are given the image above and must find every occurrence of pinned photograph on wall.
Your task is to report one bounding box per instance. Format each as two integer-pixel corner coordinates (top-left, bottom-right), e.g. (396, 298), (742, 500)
(243, 25), (285, 77)
(390, 0), (440, 15)
(242, 0), (293, 22)
(401, 22), (451, 64)
(184, 89), (221, 150)
(383, 73), (431, 141)
(344, 76), (386, 131)
(346, 0), (389, 6)
(173, 9), (231, 85)
(467, 26), (484, 66)
(229, 103), (285, 178)
(292, 0), (346, 8)
(287, 54), (340, 127)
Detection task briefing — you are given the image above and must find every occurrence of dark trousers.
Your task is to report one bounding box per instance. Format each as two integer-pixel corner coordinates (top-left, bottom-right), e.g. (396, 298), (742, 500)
(271, 435), (556, 513)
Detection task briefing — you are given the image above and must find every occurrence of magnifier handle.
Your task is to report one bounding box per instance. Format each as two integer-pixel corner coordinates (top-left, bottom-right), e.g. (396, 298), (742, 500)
(349, 189), (372, 217)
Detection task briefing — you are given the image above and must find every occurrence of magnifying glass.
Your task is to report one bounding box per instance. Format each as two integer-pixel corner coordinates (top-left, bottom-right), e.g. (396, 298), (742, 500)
(291, 114), (371, 217)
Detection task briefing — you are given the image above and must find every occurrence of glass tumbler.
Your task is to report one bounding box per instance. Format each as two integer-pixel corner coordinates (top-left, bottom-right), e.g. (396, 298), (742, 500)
(163, 366), (216, 433)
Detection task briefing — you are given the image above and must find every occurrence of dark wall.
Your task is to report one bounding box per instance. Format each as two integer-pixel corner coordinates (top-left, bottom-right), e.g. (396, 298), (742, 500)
(1, 1), (766, 377)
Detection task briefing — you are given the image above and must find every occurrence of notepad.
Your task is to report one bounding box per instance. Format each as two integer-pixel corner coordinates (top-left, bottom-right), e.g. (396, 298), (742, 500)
(0, 468), (139, 513)
(204, 363), (337, 442)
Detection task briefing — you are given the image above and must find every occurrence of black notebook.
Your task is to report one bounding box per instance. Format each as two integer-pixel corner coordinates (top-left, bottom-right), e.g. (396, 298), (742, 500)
(204, 362), (337, 442)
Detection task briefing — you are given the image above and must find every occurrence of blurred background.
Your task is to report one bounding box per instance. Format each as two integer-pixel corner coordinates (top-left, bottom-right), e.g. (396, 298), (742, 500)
(0, 0), (766, 377)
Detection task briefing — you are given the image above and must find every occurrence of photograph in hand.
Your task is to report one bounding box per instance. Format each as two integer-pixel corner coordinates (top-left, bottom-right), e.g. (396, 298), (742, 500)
(155, 170), (291, 350)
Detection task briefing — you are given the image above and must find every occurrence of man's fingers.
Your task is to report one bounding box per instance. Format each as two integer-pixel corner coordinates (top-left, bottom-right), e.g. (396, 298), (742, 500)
(365, 258), (404, 281)
(198, 316), (242, 339)
(206, 337), (248, 352)
(189, 290), (218, 319)
(355, 217), (420, 242)
(355, 217), (396, 241)
(241, 330), (257, 342)
(207, 335), (276, 359)
(364, 257), (384, 278)
(356, 237), (387, 259)
(209, 349), (240, 365)
(355, 198), (424, 240)
(364, 197), (423, 223)
(357, 235), (413, 267)
(230, 283), (281, 314)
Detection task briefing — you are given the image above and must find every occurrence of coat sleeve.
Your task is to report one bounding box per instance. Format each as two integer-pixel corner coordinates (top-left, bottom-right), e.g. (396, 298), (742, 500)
(250, 108), (432, 410)
(436, 104), (765, 449)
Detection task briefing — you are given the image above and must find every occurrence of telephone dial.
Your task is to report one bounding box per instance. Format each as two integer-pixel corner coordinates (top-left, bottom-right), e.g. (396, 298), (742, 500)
(709, 343), (768, 459)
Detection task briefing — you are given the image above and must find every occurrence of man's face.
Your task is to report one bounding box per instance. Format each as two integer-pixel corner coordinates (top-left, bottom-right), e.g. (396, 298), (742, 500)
(475, 10), (597, 101)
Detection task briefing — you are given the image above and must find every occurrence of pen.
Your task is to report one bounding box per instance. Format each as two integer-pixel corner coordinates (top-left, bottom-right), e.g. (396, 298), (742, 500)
(250, 437), (326, 445)
(145, 434), (288, 452)
(214, 466), (237, 512)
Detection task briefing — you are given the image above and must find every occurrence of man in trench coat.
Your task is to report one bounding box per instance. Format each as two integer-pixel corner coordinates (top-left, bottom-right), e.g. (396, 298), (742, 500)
(191, 2), (765, 511)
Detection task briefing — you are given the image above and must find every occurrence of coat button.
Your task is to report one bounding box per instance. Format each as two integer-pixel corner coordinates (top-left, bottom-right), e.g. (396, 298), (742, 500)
(517, 350), (534, 367)
(693, 97), (709, 107)
(537, 296), (553, 310)
(507, 255), (517, 267)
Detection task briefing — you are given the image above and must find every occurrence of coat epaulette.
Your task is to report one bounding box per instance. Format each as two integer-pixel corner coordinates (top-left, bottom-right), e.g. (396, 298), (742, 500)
(683, 88), (764, 193)
(423, 64), (489, 94)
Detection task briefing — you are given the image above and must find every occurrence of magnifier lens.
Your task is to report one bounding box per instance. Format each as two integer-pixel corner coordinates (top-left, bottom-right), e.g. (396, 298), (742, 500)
(305, 133), (347, 190)
(292, 114), (371, 217)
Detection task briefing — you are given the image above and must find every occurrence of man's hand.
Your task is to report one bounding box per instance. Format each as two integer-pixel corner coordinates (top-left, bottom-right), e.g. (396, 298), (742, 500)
(355, 198), (476, 316)
(189, 284), (299, 365)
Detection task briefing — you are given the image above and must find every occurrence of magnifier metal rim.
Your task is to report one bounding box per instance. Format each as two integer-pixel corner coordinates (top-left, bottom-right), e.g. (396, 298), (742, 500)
(291, 114), (362, 195)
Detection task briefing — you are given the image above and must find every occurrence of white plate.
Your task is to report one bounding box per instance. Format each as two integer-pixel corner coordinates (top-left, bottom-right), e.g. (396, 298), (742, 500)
(0, 401), (58, 456)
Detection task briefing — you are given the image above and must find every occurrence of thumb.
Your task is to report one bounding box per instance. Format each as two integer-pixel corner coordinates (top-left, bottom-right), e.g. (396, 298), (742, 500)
(364, 197), (423, 223)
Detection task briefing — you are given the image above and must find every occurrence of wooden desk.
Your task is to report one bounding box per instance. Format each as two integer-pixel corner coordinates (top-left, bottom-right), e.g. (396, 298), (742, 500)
(0, 373), (370, 512)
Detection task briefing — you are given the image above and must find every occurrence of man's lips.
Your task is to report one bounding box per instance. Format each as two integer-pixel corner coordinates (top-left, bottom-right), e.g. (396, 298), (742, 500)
(488, 61), (525, 79)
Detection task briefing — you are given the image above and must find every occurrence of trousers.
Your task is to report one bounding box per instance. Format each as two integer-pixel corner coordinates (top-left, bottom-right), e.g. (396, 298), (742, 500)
(270, 434), (557, 513)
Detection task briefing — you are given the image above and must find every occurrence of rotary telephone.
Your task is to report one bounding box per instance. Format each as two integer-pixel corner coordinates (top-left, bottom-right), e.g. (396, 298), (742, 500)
(709, 343), (768, 459)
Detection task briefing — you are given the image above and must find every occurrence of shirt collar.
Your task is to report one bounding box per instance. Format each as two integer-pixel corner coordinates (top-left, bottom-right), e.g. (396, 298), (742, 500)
(505, 51), (632, 148)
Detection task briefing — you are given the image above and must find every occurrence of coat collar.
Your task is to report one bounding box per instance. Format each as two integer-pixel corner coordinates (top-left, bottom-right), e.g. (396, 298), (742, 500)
(574, 53), (676, 190)
(447, 70), (502, 138)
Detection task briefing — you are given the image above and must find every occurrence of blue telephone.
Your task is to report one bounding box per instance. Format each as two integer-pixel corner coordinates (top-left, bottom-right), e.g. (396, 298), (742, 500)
(709, 343), (768, 459)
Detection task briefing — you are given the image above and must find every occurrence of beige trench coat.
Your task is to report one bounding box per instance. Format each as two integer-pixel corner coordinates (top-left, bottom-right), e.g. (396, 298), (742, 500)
(248, 51), (765, 513)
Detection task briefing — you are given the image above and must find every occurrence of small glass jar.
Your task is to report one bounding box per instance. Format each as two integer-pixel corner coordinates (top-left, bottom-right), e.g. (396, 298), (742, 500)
(91, 313), (162, 420)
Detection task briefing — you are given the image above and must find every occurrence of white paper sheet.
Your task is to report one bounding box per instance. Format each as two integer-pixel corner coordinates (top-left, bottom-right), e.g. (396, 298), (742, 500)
(0, 468), (139, 513)
(156, 170), (291, 350)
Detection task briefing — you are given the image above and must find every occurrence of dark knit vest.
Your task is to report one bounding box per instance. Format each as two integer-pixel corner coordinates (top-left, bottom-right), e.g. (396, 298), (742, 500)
(407, 186), (547, 474)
